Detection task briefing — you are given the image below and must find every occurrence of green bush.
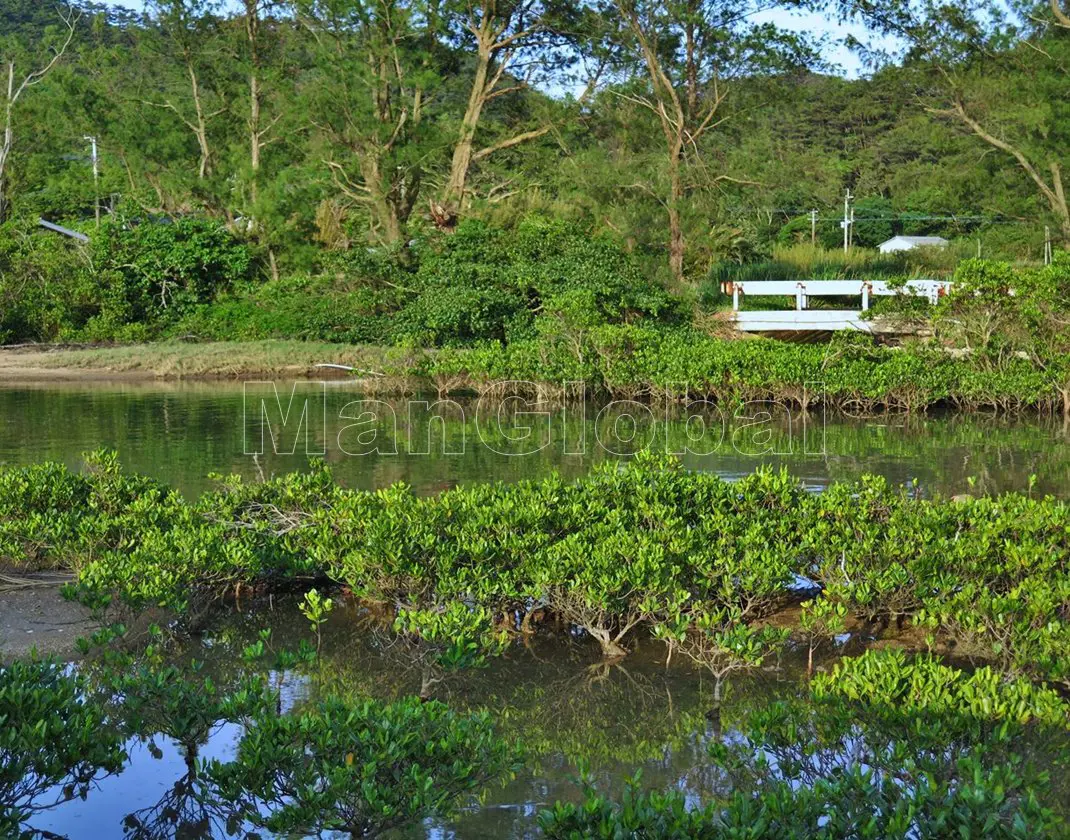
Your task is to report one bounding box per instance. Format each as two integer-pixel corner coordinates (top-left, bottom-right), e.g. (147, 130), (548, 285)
(4, 452), (1068, 689)
(108, 661), (271, 759)
(172, 215), (685, 347)
(539, 766), (1064, 839)
(85, 216), (252, 333)
(390, 216), (684, 346)
(0, 215), (254, 343)
(813, 649), (1069, 729)
(171, 274), (389, 344)
(0, 221), (91, 343)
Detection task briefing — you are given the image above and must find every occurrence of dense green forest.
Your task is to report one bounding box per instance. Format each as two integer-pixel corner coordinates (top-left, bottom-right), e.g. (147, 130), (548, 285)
(0, 0), (1067, 348)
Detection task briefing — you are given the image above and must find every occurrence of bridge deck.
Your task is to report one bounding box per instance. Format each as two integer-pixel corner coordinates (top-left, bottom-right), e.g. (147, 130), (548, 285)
(732, 310), (874, 332)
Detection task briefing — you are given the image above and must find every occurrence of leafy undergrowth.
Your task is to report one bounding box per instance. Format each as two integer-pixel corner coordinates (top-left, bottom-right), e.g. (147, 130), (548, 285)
(2, 451), (1068, 694)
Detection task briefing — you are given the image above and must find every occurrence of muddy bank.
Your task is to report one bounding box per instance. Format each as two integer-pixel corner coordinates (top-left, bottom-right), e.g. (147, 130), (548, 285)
(0, 341), (389, 382)
(0, 580), (96, 660)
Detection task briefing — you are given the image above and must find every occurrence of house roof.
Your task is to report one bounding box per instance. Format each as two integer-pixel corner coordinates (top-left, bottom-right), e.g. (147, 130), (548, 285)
(879, 235), (949, 246)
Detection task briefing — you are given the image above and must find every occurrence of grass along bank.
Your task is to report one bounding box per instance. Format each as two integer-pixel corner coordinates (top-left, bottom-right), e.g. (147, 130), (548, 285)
(0, 340), (396, 380)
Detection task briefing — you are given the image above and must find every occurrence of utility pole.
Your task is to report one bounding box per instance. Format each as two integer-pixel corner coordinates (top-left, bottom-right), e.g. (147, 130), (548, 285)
(810, 209), (817, 246)
(842, 189), (853, 254)
(84, 135), (99, 228)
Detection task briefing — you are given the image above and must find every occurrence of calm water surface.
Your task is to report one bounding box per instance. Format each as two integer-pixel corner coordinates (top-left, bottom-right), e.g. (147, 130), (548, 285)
(1, 380), (1069, 497)
(29, 598), (1069, 839)
(32, 600), (846, 840)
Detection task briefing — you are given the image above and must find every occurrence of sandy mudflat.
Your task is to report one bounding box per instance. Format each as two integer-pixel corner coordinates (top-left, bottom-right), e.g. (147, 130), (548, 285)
(0, 582), (96, 660)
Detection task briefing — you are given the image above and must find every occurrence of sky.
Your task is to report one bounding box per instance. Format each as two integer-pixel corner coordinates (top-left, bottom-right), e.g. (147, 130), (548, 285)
(751, 7), (899, 76)
(104, 0), (893, 78)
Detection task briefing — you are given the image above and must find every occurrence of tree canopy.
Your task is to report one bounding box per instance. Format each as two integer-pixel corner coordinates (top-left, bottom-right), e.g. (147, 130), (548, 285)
(0, 0), (1064, 289)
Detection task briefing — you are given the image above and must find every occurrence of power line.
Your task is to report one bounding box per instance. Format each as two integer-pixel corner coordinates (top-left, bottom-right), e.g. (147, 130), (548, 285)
(718, 208), (1030, 224)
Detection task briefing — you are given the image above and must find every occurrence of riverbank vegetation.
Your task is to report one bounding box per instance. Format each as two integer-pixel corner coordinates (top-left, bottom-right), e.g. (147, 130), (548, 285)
(2, 451), (1068, 834)
(4, 219), (1070, 413)
(3, 451), (1068, 693)
(0, 658), (126, 837)
(3, 631), (1068, 837)
(540, 651), (1070, 839)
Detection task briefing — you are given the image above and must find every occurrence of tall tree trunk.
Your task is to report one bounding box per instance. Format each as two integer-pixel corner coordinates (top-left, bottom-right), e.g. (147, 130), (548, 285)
(185, 53), (212, 179)
(245, 0), (262, 202)
(945, 100), (1070, 248)
(249, 73), (260, 198)
(620, 2), (727, 286)
(685, 13), (697, 118)
(359, 154), (402, 245)
(444, 45), (490, 207)
(0, 64), (13, 224)
(1051, 0), (1069, 28)
(440, 3), (552, 214)
(668, 138), (685, 284)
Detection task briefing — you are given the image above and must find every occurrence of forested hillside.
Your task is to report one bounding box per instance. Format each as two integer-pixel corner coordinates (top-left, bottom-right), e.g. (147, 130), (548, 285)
(0, 0), (1067, 350)
(4, 0), (1068, 260)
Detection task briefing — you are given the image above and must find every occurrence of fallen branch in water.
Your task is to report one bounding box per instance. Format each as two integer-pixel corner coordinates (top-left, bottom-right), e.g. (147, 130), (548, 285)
(313, 363), (386, 376)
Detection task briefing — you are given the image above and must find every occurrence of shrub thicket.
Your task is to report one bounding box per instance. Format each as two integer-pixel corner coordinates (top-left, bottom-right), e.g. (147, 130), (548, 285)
(3, 453), (1068, 690)
(0, 216), (253, 343)
(1, 216), (682, 346)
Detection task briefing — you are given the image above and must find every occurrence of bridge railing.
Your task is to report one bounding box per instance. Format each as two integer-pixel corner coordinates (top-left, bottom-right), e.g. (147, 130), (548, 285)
(722, 279), (952, 312)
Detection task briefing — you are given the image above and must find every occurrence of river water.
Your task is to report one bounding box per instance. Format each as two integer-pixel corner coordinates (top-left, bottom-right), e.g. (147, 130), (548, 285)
(1, 380), (1068, 498)
(32, 598), (855, 840)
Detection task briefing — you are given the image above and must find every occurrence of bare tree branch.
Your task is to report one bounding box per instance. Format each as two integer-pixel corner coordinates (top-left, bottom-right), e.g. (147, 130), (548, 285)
(471, 126), (552, 162)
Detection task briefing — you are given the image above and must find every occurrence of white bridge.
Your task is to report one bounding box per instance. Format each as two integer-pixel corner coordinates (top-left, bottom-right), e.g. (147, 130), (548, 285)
(724, 279), (952, 333)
